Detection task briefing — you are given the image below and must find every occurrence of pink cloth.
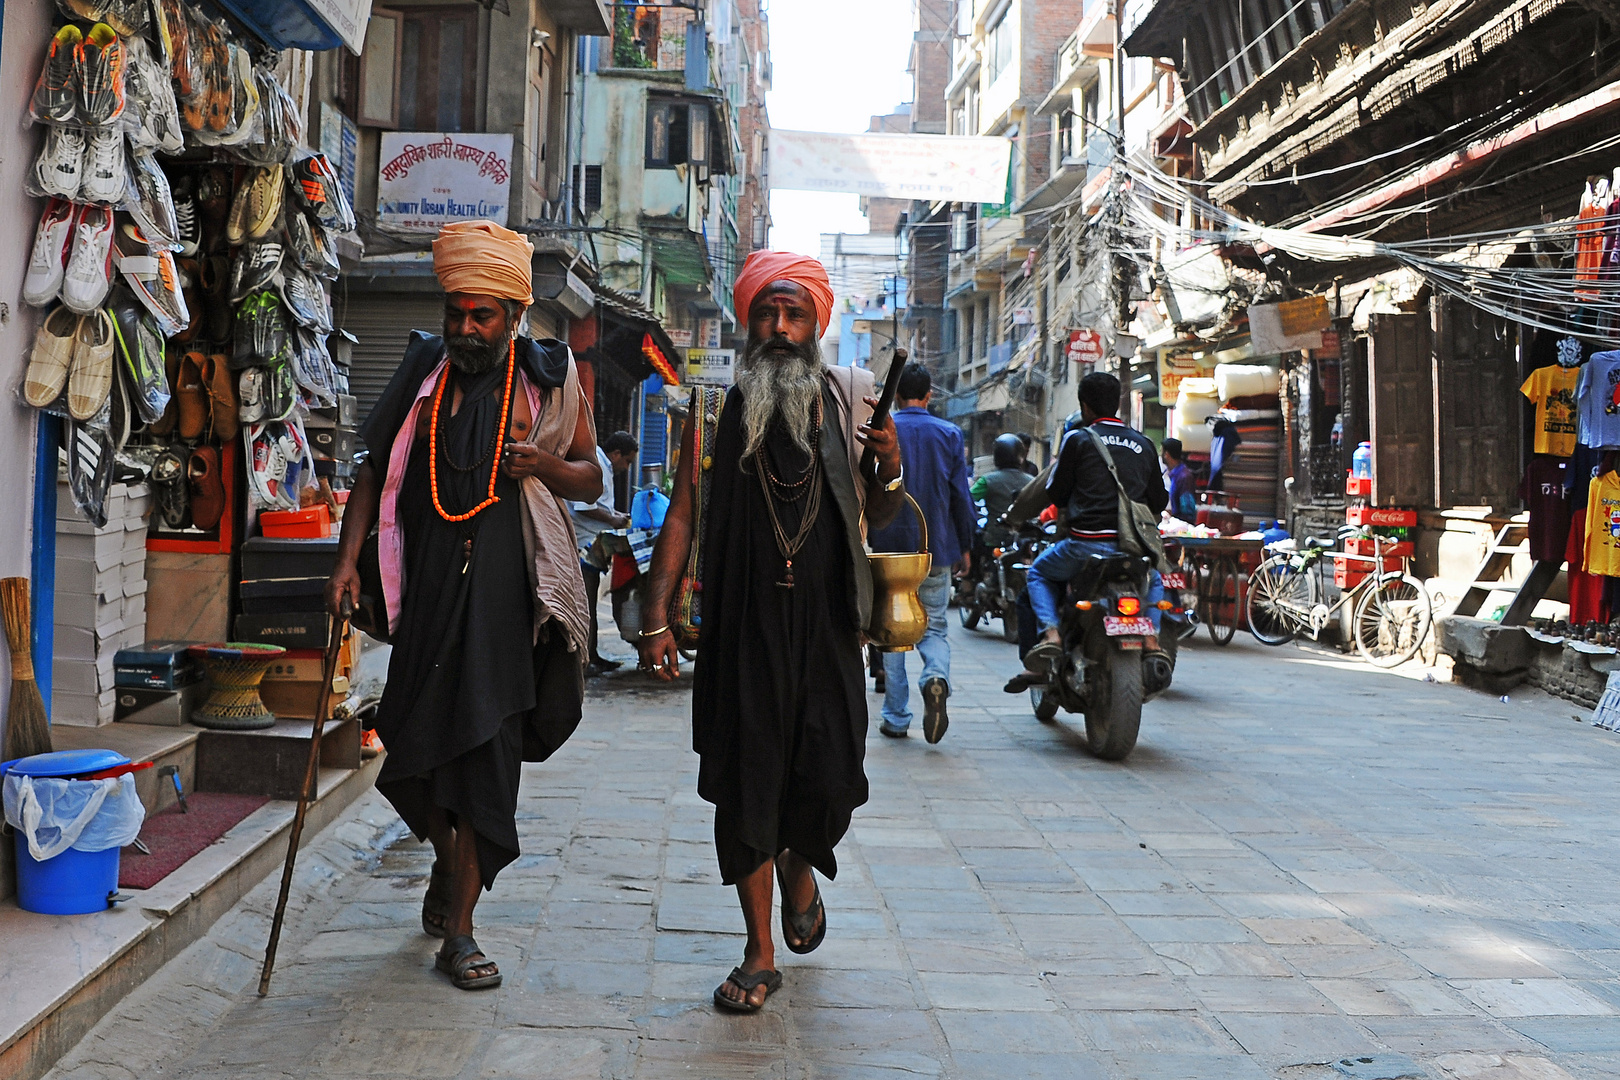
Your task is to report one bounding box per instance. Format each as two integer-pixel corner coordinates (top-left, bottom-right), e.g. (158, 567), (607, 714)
(732, 250), (835, 335)
(375, 353), (594, 663)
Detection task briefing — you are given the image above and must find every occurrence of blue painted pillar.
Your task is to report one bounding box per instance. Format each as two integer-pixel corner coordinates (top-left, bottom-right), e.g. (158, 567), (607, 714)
(31, 413), (58, 717)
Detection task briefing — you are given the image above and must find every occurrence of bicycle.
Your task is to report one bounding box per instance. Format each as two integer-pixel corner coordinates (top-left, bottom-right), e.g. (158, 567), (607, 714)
(1245, 535), (1433, 667)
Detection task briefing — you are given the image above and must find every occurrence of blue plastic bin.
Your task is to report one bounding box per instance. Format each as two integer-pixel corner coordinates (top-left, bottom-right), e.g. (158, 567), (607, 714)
(4, 749), (130, 915)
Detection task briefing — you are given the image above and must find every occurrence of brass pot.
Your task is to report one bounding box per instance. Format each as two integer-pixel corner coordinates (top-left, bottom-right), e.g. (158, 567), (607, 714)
(866, 494), (933, 652)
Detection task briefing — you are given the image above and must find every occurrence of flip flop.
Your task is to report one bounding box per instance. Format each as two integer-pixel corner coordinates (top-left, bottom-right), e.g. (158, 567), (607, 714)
(1004, 668), (1049, 694)
(435, 934), (501, 991)
(775, 861), (826, 955)
(1027, 640), (1064, 664)
(713, 966), (782, 1013)
(421, 863), (451, 939)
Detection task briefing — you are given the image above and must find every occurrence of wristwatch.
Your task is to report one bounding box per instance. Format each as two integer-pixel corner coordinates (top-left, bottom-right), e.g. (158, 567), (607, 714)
(881, 466), (904, 493)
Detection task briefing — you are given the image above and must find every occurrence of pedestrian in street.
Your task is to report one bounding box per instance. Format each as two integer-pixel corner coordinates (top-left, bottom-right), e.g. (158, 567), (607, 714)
(326, 220), (603, 991)
(572, 430), (639, 675)
(1015, 431), (1039, 475)
(636, 250), (904, 1013)
(1162, 437), (1198, 522)
(869, 363), (976, 743)
(1004, 372), (1168, 693)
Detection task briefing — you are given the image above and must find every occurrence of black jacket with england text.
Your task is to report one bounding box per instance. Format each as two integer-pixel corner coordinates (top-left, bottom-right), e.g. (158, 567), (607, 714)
(1045, 418), (1169, 539)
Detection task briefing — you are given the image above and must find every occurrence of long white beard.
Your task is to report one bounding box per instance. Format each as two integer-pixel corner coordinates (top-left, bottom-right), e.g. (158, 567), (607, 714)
(735, 336), (823, 460)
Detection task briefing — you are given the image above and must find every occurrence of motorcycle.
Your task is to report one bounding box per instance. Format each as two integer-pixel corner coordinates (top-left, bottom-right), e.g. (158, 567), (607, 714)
(957, 520), (1040, 643)
(1027, 550), (1180, 761)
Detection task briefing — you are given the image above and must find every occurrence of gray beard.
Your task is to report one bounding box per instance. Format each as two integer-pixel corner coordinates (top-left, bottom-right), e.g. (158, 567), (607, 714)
(446, 331), (509, 374)
(736, 336), (823, 460)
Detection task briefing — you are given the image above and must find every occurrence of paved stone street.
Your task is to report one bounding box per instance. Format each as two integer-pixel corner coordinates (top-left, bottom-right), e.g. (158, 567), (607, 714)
(42, 620), (1620, 1080)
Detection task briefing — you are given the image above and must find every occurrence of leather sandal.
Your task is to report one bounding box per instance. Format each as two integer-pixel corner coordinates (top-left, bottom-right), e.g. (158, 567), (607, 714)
(435, 934), (501, 991)
(713, 966), (781, 1012)
(421, 863), (451, 939)
(775, 860), (826, 955)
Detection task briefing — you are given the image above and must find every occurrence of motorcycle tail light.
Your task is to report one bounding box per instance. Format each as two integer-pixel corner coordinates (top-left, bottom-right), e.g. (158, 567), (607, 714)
(1155, 600), (1175, 610)
(1116, 596), (1142, 616)
(1074, 600), (1094, 610)
(992, 548), (1003, 557)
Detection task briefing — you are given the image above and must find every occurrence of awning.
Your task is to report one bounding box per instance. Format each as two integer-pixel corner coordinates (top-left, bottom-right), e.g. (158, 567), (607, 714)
(212, 0), (364, 52)
(641, 333), (680, 386)
(1015, 164), (1088, 213)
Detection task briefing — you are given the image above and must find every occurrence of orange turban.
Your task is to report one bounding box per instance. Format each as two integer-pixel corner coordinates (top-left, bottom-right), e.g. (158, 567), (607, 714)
(432, 220), (534, 305)
(733, 250), (835, 336)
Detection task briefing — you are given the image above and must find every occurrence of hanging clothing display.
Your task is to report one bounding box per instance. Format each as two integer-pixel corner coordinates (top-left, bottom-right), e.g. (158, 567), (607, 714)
(1567, 507), (1609, 625)
(1576, 178), (1609, 300)
(1520, 457), (1571, 562)
(1583, 470), (1620, 577)
(1521, 364), (1580, 458)
(1577, 350), (1620, 449)
(1208, 417), (1242, 489)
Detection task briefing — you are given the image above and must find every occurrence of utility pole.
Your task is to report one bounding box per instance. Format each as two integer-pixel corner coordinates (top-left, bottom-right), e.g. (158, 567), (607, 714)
(1110, 0), (1131, 412)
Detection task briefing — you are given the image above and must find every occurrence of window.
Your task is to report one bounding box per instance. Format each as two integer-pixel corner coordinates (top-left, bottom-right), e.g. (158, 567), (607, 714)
(986, 9), (1014, 86)
(353, 7), (478, 132)
(646, 99), (712, 169)
(353, 10), (401, 128)
(528, 49), (550, 188)
(573, 164), (602, 215)
(1056, 109), (1075, 163)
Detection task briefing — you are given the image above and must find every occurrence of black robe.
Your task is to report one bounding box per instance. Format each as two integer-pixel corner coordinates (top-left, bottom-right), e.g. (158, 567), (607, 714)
(690, 385), (869, 884)
(359, 334), (584, 888)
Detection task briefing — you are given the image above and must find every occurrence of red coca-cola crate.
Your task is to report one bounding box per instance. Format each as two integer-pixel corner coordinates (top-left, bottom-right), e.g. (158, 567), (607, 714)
(1333, 554), (1400, 587)
(1345, 475), (1372, 497)
(1342, 537), (1414, 558)
(1345, 506), (1417, 527)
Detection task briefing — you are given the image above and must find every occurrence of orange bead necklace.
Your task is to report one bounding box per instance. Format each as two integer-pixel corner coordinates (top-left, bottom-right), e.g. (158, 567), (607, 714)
(428, 340), (516, 523)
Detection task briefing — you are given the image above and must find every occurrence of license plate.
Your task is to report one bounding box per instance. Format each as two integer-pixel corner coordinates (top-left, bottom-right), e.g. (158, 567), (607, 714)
(1103, 616), (1154, 636)
(1159, 572), (1186, 589)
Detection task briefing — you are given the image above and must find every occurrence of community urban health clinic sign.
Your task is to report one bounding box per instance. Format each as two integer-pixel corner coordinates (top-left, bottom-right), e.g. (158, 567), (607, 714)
(769, 130), (1012, 203)
(377, 133), (513, 231)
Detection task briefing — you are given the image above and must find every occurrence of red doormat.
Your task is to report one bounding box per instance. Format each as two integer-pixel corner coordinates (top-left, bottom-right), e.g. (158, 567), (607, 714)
(119, 793), (270, 890)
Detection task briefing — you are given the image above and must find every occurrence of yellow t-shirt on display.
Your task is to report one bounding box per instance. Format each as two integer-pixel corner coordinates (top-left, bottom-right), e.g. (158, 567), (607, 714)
(1584, 471), (1620, 577)
(1520, 365), (1579, 457)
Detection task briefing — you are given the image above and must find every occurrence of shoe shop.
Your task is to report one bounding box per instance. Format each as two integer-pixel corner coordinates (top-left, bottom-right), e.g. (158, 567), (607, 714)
(2, 0), (383, 907)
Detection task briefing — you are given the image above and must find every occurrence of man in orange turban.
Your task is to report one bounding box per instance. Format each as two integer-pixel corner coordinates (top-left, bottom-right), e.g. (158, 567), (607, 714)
(637, 251), (905, 1013)
(326, 218), (604, 992)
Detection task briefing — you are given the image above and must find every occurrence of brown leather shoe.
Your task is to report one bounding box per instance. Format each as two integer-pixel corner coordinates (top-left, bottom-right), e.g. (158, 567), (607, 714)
(204, 353), (237, 440)
(187, 445), (225, 530)
(175, 350), (207, 439)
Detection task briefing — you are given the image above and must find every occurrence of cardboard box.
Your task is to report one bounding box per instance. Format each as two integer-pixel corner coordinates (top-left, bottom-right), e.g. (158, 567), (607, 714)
(239, 576), (327, 615)
(53, 657), (113, 696)
(56, 528), (127, 565)
(52, 687), (117, 727)
(259, 679), (332, 720)
(114, 681), (206, 726)
(241, 537), (340, 580)
(236, 611), (334, 650)
(54, 590), (126, 632)
(261, 505), (331, 538)
(261, 649), (327, 682)
(56, 555), (124, 599)
(308, 428), (357, 462)
(114, 641), (203, 689)
(1345, 506), (1417, 527)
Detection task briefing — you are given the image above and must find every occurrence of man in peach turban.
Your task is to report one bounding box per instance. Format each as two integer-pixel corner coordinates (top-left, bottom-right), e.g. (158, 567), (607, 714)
(637, 251), (905, 1012)
(326, 219), (604, 992)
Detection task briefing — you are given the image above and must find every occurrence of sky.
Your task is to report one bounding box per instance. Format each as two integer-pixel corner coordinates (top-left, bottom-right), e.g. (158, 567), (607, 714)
(765, 0), (916, 257)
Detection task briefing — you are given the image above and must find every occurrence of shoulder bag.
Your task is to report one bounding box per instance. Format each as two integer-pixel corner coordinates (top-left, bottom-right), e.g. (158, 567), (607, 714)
(1080, 429), (1165, 568)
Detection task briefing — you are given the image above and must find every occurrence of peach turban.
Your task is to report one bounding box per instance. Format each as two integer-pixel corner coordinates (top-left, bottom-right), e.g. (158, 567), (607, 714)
(432, 220), (534, 305)
(733, 250), (835, 335)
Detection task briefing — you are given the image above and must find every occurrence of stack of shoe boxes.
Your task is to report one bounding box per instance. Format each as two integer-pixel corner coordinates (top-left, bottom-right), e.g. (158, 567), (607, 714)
(54, 481), (151, 725)
(307, 392), (358, 484)
(237, 536), (348, 718)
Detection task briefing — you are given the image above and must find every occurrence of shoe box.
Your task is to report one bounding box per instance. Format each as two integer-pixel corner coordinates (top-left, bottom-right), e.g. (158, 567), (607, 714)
(306, 395), (357, 463)
(240, 536), (338, 615)
(54, 481), (151, 727)
(257, 634), (359, 720)
(113, 640), (203, 690)
(235, 611), (334, 650)
(115, 682), (206, 726)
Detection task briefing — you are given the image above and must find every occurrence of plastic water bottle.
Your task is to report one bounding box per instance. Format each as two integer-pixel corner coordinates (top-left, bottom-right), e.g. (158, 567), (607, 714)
(1352, 442), (1373, 479)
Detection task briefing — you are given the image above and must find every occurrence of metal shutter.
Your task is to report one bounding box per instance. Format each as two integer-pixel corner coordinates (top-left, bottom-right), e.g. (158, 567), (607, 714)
(333, 292), (447, 433)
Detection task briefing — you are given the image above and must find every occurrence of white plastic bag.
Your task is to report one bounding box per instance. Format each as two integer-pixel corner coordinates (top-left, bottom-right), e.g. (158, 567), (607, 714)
(2, 773), (145, 860)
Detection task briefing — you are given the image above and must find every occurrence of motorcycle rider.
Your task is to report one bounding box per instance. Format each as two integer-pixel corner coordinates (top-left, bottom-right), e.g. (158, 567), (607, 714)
(1004, 372), (1168, 694)
(970, 433), (1033, 551)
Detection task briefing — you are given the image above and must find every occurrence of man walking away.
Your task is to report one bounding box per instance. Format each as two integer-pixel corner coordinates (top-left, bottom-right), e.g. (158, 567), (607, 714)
(1004, 372), (1168, 693)
(1015, 431), (1039, 475)
(869, 363), (975, 743)
(571, 431), (638, 674)
(636, 250), (903, 1013)
(1162, 437), (1197, 522)
(326, 220), (603, 990)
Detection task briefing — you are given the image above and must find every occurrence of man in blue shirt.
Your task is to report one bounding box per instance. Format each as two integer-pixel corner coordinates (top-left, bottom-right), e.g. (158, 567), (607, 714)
(868, 363), (977, 742)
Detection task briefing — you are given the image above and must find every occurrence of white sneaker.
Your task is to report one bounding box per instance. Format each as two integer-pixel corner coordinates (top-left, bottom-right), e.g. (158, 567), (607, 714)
(23, 199), (78, 307)
(61, 204), (115, 314)
(34, 125), (86, 199)
(79, 128), (127, 206)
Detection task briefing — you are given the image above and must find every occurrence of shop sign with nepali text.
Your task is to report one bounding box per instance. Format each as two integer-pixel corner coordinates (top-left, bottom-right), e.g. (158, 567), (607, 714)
(685, 349), (735, 387)
(1067, 328), (1104, 366)
(377, 133), (513, 231)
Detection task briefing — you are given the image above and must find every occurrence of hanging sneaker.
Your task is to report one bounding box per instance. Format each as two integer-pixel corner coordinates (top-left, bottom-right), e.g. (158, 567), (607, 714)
(229, 241), (284, 302)
(285, 210), (341, 278)
(77, 23), (127, 128)
(23, 199), (78, 308)
(62, 204), (116, 315)
(118, 228), (191, 338)
(247, 164), (284, 240)
(101, 0), (149, 38)
(238, 367), (265, 424)
(67, 308), (116, 421)
(125, 150), (181, 246)
(65, 417), (116, 529)
(291, 153), (355, 232)
(281, 268), (332, 331)
(198, 18), (233, 134)
(172, 176), (200, 256)
(233, 290), (288, 369)
(150, 445), (190, 529)
(31, 25), (82, 124)
(34, 125), (86, 200)
(23, 307), (81, 408)
(245, 421), (288, 508)
(79, 128), (127, 206)
(123, 36), (184, 155)
(109, 288), (171, 424)
(159, 0), (201, 103)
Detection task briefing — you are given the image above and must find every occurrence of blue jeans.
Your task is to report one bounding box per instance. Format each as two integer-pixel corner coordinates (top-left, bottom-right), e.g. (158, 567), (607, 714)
(881, 567), (952, 730)
(1028, 538), (1163, 634)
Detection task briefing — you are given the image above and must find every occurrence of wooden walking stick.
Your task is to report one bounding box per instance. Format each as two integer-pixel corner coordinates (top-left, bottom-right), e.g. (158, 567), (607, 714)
(259, 599), (352, 996)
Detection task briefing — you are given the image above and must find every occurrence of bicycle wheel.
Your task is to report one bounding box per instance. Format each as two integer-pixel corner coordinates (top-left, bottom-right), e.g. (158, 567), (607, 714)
(1352, 572), (1433, 667)
(1205, 557), (1238, 646)
(1246, 554), (1315, 646)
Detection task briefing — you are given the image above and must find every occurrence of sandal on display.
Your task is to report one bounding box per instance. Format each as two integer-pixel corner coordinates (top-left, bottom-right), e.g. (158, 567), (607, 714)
(67, 309), (115, 421)
(187, 445), (225, 530)
(712, 966), (782, 1013)
(23, 307), (80, 408)
(151, 446), (189, 529)
(435, 935), (501, 991)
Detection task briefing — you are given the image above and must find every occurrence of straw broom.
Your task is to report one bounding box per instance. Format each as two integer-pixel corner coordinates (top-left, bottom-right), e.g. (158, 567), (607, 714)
(1, 577), (52, 760)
